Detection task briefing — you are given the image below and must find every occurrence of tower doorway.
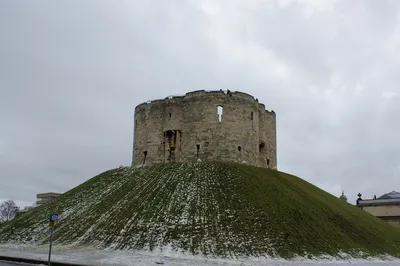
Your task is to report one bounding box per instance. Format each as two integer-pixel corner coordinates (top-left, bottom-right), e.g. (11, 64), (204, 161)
(163, 130), (181, 162)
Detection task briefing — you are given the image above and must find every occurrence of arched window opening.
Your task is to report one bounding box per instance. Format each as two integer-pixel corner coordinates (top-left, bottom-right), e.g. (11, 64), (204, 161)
(259, 142), (265, 152)
(217, 106), (223, 122)
(238, 146), (242, 152)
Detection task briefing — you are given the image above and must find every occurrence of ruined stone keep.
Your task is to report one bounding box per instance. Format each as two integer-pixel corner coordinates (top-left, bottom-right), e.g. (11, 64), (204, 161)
(132, 90), (277, 169)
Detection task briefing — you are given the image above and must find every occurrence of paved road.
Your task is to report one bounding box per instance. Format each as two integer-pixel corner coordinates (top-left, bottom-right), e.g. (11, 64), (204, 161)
(0, 262), (35, 266)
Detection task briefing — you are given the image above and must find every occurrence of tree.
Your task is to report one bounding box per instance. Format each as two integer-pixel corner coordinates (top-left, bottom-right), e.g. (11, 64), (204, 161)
(0, 200), (18, 222)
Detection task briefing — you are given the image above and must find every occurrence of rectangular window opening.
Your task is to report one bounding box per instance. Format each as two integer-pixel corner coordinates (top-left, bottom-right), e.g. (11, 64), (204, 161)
(217, 106), (223, 122)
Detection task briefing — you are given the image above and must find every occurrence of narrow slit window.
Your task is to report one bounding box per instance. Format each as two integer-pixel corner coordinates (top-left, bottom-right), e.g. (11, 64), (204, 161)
(169, 113), (172, 118)
(143, 151), (148, 165)
(217, 106), (223, 122)
(196, 144), (200, 150)
(238, 146), (242, 152)
(267, 158), (270, 165)
(251, 112), (253, 120)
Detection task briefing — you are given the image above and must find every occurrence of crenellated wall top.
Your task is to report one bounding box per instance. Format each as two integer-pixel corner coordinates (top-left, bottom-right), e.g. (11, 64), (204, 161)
(134, 89), (274, 113)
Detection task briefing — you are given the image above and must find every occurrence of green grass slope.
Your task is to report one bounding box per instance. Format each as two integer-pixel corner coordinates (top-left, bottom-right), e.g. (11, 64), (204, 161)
(1, 161), (400, 259)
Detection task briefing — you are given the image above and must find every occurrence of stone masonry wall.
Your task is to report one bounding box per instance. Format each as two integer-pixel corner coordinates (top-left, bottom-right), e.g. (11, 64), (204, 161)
(132, 90), (277, 169)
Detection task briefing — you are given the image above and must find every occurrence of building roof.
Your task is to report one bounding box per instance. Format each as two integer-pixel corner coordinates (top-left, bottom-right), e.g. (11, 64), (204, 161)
(339, 191), (347, 201)
(16, 209), (30, 213)
(378, 191), (400, 199)
(37, 192), (62, 198)
(357, 198), (400, 207)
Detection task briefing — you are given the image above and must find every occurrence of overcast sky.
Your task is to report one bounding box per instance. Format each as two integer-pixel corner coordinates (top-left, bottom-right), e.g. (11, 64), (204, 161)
(1, 0), (399, 208)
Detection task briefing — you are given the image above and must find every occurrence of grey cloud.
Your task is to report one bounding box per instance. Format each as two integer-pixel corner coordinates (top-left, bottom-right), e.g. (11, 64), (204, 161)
(1, 0), (400, 207)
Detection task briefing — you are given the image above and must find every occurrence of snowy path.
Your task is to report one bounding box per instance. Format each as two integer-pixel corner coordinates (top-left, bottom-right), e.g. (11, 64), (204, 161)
(0, 263), (35, 266)
(1, 246), (400, 266)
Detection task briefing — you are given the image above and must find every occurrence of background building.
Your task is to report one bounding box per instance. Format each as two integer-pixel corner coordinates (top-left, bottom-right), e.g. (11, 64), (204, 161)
(14, 192), (63, 218)
(36, 192), (62, 206)
(339, 191), (348, 202)
(357, 191), (400, 228)
(15, 206), (35, 217)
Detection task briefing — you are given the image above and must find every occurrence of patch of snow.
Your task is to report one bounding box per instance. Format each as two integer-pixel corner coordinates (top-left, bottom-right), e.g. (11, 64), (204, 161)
(0, 245), (400, 266)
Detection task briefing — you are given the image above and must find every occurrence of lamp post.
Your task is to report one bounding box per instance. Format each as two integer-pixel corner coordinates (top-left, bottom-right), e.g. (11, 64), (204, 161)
(48, 213), (60, 266)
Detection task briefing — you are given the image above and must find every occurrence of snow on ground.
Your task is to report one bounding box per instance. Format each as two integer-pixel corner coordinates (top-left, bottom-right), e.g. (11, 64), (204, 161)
(0, 245), (400, 266)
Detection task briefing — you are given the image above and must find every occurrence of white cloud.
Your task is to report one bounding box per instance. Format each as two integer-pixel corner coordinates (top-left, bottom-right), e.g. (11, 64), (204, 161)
(382, 91), (397, 99)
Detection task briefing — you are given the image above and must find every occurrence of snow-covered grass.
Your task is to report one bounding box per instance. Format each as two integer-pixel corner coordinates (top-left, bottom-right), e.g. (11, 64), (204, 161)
(1, 161), (400, 260)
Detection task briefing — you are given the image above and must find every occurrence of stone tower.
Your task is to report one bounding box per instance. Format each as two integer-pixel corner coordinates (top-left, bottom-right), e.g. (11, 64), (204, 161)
(132, 90), (277, 169)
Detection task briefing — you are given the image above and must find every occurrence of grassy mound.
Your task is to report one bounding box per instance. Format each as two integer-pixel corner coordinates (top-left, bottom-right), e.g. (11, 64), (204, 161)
(1, 161), (400, 259)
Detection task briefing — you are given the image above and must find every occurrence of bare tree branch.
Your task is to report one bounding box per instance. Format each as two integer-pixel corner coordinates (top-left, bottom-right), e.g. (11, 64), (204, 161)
(0, 200), (18, 222)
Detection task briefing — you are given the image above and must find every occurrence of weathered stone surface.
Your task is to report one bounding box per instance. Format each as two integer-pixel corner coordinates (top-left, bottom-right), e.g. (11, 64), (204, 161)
(132, 90), (277, 169)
